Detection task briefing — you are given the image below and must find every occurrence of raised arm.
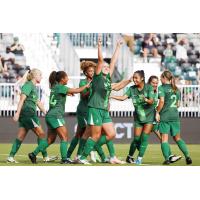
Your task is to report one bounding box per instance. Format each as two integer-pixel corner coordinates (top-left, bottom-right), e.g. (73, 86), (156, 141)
(110, 94), (128, 101)
(13, 94), (27, 122)
(109, 39), (123, 76)
(96, 35), (104, 75)
(111, 78), (132, 91)
(68, 82), (90, 94)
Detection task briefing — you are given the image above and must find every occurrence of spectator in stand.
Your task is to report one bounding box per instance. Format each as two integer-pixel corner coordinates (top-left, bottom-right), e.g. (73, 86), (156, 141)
(10, 37), (24, 56)
(0, 55), (9, 76)
(142, 33), (160, 62)
(1, 47), (15, 70)
(122, 33), (135, 53)
(176, 38), (188, 64)
(1, 47), (15, 62)
(163, 43), (176, 64)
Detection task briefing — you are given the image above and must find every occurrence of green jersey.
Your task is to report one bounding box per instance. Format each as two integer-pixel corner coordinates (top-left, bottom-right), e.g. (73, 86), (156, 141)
(158, 84), (180, 122)
(88, 71), (111, 110)
(125, 84), (155, 123)
(46, 84), (69, 118)
(20, 81), (38, 117)
(77, 79), (90, 114)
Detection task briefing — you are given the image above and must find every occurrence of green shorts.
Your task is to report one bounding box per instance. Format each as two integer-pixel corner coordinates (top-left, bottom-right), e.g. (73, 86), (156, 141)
(45, 117), (65, 129)
(134, 121), (153, 128)
(77, 114), (87, 129)
(159, 121), (180, 136)
(19, 115), (40, 130)
(87, 107), (112, 126)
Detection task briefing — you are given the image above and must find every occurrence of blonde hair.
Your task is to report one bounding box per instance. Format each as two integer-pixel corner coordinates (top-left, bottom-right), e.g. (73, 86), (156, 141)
(80, 60), (96, 75)
(26, 68), (41, 81)
(161, 70), (178, 93)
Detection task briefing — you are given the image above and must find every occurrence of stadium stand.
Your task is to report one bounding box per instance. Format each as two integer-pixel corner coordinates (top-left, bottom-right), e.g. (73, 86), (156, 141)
(0, 33), (200, 117)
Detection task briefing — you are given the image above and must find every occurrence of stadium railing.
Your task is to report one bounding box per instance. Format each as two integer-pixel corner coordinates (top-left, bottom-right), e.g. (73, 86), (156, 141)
(0, 81), (199, 118)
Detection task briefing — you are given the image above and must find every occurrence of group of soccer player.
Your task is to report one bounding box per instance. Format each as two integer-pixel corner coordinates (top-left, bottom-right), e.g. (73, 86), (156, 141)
(6, 35), (192, 165)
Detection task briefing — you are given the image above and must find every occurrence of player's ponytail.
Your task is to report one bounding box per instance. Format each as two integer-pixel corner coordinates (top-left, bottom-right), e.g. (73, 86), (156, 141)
(171, 76), (178, 93)
(26, 68), (41, 81)
(161, 70), (178, 93)
(49, 71), (57, 88)
(49, 71), (68, 88)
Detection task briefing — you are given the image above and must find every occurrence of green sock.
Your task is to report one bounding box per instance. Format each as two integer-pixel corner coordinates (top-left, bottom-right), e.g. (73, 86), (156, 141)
(176, 139), (189, 158)
(106, 140), (115, 158)
(94, 143), (106, 161)
(80, 138), (96, 160)
(9, 138), (22, 157)
(60, 140), (69, 160)
(138, 133), (150, 157)
(37, 138), (48, 158)
(96, 135), (107, 146)
(136, 140), (141, 151)
(161, 142), (170, 160)
(67, 137), (79, 158)
(77, 138), (87, 156)
(128, 136), (141, 156)
(33, 139), (49, 156)
(168, 146), (172, 156)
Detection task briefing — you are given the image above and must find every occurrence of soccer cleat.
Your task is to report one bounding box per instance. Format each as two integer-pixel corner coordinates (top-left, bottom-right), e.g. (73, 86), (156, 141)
(90, 151), (97, 163)
(186, 157), (192, 165)
(169, 155), (182, 163)
(134, 159), (142, 165)
(28, 153), (37, 164)
(109, 156), (126, 164)
(43, 156), (59, 162)
(126, 155), (135, 164)
(90, 151), (101, 163)
(60, 158), (74, 164)
(74, 155), (81, 161)
(76, 158), (91, 165)
(102, 157), (110, 163)
(163, 160), (170, 165)
(7, 156), (19, 163)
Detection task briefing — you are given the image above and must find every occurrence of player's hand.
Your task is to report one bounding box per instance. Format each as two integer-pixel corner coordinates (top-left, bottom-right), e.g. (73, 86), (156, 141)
(86, 81), (91, 88)
(67, 93), (75, 96)
(98, 35), (102, 46)
(13, 112), (20, 122)
(128, 76), (133, 82)
(155, 112), (160, 122)
(116, 38), (123, 46)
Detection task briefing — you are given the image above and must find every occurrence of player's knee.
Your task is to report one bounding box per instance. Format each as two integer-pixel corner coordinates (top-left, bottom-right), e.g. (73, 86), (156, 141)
(173, 135), (181, 142)
(107, 132), (116, 140)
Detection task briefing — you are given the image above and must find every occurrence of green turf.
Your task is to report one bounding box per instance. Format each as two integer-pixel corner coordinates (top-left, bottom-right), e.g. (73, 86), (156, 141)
(0, 143), (199, 166)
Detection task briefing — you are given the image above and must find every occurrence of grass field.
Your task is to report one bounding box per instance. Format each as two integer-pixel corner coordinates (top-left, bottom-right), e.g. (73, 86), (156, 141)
(0, 144), (199, 166)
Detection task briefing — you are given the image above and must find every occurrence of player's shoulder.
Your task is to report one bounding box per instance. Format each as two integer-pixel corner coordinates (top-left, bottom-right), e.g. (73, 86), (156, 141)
(145, 83), (153, 90)
(80, 79), (87, 84)
(22, 81), (33, 88)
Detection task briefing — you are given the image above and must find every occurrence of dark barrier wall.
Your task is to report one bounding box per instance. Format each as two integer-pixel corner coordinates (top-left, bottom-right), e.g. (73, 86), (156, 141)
(0, 117), (199, 144)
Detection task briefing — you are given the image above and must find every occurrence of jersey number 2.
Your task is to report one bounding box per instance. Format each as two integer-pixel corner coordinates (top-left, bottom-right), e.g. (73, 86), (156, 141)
(170, 94), (177, 108)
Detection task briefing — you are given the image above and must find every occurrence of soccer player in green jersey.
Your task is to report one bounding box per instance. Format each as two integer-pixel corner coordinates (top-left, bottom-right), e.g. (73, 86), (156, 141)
(156, 70), (192, 165)
(111, 70), (155, 165)
(7, 69), (50, 164)
(148, 75), (181, 163)
(44, 71), (90, 164)
(66, 60), (130, 163)
(66, 60), (97, 160)
(77, 36), (126, 164)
